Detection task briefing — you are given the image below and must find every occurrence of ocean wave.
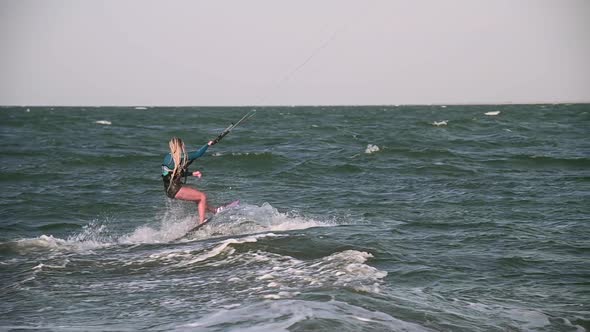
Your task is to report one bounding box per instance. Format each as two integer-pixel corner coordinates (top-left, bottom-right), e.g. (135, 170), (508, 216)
(3, 105), (588, 331)
(65, 153), (156, 167)
(211, 151), (274, 158)
(180, 202), (334, 241)
(119, 232), (285, 271)
(117, 202), (333, 245)
(485, 155), (590, 169)
(37, 222), (82, 231)
(1, 203), (332, 254)
(111, 241), (387, 303)
(181, 299), (433, 332)
(208, 151), (290, 172)
(0, 234), (112, 255)
(385, 146), (460, 159)
(213, 248), (387, 298)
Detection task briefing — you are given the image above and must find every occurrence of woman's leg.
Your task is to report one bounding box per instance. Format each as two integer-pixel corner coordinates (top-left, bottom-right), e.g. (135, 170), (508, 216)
(174, 187), (216, 223)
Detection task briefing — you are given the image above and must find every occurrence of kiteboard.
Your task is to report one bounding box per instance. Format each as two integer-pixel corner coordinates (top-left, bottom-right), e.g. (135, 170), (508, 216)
(177, 200), (240, 239)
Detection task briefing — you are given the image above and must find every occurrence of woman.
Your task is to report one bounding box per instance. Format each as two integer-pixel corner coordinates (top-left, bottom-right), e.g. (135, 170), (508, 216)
(162, 137), (217, 223)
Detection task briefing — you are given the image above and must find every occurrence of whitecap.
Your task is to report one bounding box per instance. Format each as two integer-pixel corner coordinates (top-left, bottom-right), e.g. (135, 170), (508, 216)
(365, 144), (380, 154)
(432, 120), (448, 126)
(227, 249), (389, 297)
(95, 120), (112, 125)
(177, 235), (269, 266)
(10, 233), (111, 254)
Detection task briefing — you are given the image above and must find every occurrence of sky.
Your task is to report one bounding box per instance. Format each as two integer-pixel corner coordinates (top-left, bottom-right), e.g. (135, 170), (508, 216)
(1, 0), (589, 106)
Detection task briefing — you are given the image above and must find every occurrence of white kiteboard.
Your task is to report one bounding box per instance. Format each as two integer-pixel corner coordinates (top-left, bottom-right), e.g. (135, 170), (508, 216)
(176, 200), (240, 239)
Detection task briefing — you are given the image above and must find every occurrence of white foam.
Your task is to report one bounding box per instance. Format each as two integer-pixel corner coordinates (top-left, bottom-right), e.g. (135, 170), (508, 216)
(321, 250), (387, 290)
(95, 120), (112, 125)
(432, 120), (448, 126)
(262, 291), (299, 300)
(223, 249), (388, 297)
(201, 202), (332, 238)
(14, 234), (110, 252)
(365, 144), (380, 154)
(353, 315), (374, 322)
(129, 233), (281, 269)
(138, 203), (300, 244)
(119, 206), (201, 244)
(18, 235), (68, 249)
(12, 203), (332, 255)
(262, 294), (281, 300)
(177, 236), (260, 266)
(32, 260), (68, 271)
(507, 309), (551, 330)
(183, 299), (433, 331)
(11, 217), (154, 253)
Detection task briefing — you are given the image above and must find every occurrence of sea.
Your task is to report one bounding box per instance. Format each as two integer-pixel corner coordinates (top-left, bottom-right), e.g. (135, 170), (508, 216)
(0, 104), (588, 331)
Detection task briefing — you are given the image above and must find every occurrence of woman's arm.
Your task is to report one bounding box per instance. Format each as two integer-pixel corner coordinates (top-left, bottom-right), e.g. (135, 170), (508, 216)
(187, 143), (210, 161)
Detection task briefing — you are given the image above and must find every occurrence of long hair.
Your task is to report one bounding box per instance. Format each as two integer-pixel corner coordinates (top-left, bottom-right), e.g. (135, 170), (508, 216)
(168, 137), (188, 191)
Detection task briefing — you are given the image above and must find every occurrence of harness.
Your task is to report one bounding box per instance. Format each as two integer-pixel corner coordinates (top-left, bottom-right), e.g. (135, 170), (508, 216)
(162, 165), (189, 184)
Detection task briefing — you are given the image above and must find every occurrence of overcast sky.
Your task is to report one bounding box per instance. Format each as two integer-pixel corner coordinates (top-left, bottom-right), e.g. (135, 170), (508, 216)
(1, 0), (589, 106)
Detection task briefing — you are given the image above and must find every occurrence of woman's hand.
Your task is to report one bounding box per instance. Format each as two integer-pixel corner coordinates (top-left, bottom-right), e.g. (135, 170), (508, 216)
(192, 171), (202, 178)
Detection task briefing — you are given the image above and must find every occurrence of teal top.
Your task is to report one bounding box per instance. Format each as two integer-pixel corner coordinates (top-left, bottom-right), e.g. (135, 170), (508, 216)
(161, 143), (209, 176)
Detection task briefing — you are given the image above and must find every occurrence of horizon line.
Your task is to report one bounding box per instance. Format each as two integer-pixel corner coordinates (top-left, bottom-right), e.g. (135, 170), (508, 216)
(1, 101), (589, 108)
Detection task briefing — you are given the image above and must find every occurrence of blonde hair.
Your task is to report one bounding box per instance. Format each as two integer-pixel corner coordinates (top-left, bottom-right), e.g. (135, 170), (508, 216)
(168, 137), (188, 191)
